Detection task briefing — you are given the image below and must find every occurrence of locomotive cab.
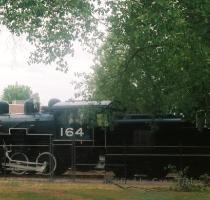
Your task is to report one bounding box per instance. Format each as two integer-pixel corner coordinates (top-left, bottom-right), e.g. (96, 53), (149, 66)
(50, 100), (112, 172)
(51, 100), (112, 143)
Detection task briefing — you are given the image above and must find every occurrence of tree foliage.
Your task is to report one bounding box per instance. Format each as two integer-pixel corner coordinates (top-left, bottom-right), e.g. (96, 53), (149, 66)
(2, 84), (32, 103)
(87, 0), (210, 120)
(0, 0), (103, 71)
(1, 0), (210, 121)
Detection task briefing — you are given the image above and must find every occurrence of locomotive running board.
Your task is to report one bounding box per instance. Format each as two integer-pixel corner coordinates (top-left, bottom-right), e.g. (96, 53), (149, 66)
(2, 162), (47, 173)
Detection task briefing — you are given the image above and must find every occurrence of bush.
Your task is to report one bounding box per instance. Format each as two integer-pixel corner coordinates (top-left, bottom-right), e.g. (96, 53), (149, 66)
(165, 165), (207, 192)
(199, 174), (210, 187)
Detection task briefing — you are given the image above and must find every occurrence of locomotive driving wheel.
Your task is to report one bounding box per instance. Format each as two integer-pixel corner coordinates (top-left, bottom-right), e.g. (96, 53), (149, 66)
(10, 152), (29, 175)
(36, 152), (57, 175)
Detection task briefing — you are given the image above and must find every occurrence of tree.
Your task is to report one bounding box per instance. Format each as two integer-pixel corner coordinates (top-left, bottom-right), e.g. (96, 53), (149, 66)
(0, 0), (104, 71)
(2, 84), (33, 103)
(86, 0), (210, 120)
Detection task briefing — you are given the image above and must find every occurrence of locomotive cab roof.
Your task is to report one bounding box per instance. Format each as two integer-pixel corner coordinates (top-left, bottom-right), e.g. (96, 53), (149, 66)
(51, 100), (112, 110)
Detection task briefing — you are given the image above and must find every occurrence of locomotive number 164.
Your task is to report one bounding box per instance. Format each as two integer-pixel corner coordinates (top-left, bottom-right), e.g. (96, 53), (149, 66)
(60, 128), (84, 137)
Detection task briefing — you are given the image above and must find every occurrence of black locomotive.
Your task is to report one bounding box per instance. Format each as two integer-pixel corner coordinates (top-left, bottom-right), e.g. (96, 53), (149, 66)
(0, 99), (210, 178)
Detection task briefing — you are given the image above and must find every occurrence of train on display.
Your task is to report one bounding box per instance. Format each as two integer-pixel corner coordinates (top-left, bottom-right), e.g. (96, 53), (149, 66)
(0, 98), (210, 178)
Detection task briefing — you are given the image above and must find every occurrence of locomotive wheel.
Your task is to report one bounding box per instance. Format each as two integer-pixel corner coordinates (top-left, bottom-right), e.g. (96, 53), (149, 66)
(36, 152), (57, 175)
(10, 152), (29, 175)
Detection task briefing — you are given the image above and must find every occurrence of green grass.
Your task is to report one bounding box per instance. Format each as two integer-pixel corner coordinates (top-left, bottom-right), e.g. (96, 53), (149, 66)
(69, 189), (210, 200)
(0, 180), (209, 200)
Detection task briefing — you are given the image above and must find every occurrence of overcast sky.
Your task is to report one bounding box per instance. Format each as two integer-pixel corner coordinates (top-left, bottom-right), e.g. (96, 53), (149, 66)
(0, 26), (94, 105)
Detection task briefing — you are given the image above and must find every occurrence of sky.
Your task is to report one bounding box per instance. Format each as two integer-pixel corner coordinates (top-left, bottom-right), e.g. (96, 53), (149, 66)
(0, 26), (94, 105)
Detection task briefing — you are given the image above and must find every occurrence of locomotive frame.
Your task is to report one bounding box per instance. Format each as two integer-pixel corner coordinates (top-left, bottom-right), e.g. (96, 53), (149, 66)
(0, 99), (210, 178)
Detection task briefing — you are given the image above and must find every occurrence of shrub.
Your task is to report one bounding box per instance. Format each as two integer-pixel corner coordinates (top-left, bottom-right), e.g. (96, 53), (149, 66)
(165, 165), (207, 192)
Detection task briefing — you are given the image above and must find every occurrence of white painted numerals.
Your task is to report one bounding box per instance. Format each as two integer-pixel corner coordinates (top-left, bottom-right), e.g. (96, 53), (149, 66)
(75, 128), (84, 137)
(60, 127), (84, 137)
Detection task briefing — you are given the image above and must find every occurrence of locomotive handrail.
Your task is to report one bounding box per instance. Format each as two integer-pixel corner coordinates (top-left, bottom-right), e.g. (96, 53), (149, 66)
(0, 144), (72, 147)
(105, 153), (210, 157)
(1, 144), (209, 148)
(0, 144), (49, 147)
(74, 145), (210, 148)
